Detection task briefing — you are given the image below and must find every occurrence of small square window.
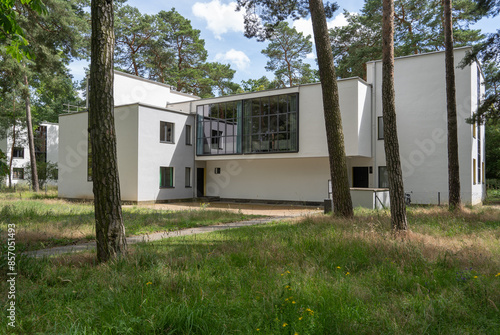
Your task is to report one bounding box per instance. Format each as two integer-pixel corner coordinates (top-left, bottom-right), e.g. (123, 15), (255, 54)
(214, 167), (221, 174)
(160, 121), (174, 143)
(160, 167), (174, 188)
(13, 147), (24, 159)
(13, 168), (24, 180)
(378, 116), (384, 140)
(185, 125), (192, 145)
(185, 167), (192, 187)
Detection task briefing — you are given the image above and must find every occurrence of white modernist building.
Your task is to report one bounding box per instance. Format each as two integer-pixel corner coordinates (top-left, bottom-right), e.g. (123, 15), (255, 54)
(1, 122), (59, 186)
(58, 48), (486, 206)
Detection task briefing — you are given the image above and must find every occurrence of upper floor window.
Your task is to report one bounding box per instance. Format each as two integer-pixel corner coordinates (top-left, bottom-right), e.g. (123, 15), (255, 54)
(13, 147), (24, 159)
(378, 116), (384, 140)
(185, 125), (192, 145)
(196, 93), (298, 156)
(160, 121), (174, 143)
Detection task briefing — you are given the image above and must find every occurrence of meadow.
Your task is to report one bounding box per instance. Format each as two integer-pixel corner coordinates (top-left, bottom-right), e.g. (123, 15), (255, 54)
(0, 189), (499, 334)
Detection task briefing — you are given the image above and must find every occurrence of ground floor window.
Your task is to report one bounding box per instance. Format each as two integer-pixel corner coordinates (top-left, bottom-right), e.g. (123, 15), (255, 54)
(160, 167), (174, 188)
(378, 166), (389, 188)
(13, 168), (24, 180)
(185, 167), (191, 188)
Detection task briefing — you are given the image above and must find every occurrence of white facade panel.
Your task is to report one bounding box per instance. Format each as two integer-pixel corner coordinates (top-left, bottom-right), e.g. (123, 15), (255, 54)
(367, 47), (485, 205)
(137, 106), (195, 202)
(205, 157), (330, 203)
(114, 71), (198, 108)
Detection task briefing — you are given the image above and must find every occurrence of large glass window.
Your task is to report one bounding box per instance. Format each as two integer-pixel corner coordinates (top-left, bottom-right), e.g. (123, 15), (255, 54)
(196, 93), (298, 155)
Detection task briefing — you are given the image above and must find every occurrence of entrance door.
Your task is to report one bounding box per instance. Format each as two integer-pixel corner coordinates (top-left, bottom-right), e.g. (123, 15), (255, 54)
(196, 168), (205, 197)
(352, 167), (369, 188)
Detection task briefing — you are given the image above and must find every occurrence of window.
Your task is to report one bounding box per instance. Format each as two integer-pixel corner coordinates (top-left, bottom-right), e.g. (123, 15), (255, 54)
(12, 168), (24, 180)
(160, 167), (174, 188)
(378, 166), (389, 188)
(473, 159), (476, 185)
(378, 116), (384, 140)
(185, 125), (192, 145)
(196, 93), (298, 156)
(211, 130), (223, 149)
(185, 167), (191, 187)
(13, 147), (24, 159)
(214, 167), (221, 174)
(160, 121), (174, 143)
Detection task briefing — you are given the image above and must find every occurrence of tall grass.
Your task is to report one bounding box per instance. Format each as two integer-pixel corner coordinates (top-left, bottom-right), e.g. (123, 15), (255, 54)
(2, 206), (499, 334)
(0, 196), (258, 251)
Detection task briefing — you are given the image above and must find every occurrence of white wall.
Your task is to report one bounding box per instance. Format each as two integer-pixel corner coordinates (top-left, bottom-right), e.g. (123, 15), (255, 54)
(58, 106), (139, 201)
(205, 157), (330, 202)
(367, 47), (485, 205)
(114, 71), (198, 108)
(194, 79), (371, 162)
(137, 105), (195, 201)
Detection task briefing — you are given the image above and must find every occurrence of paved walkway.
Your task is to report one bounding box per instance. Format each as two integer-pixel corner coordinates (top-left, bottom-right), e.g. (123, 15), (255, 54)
(24, 213), (312, 258)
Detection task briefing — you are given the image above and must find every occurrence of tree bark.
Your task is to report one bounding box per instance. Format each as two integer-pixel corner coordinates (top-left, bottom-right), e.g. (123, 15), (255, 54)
(90, 0), (127, 262)
(8, 122), (16, 189)
(444, 0), (461, 210)
(382, 0), (408, 232)
(22, 71), (39, 192)
(309, 0), (353, 217)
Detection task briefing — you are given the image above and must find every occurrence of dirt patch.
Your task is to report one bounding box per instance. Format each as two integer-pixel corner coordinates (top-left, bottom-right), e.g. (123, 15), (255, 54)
(124, 201), (323, 217)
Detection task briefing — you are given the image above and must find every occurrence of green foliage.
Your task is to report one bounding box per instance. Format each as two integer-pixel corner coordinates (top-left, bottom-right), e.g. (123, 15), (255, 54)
(485, 122), (500, 178)
(330, 0), (484, 79)
(240, 76), (281, 92)
(0, 149), (8, 179)
(24, 161), (58, 189)
(261, 21), (317, 87)
(0, 0), (47, 61)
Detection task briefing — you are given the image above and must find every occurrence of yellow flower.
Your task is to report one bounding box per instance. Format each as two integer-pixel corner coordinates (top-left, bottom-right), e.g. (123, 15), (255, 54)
(346, 272), (350, 275)
(295, 333), (299, 335)
(495, 273), (500, 277)
(337, 266), (341, 269)
(283, 323), (288, 327)
(285, 285), (290, 289)
(292, 301), (296, 304)
(287, 270), (291, 274)
(299, 317), (303, 320)
(146, 282), (152, 285)
(257, 329), (260, 331)
(474, 276), (478, 279)
(281, 273), (284, 276)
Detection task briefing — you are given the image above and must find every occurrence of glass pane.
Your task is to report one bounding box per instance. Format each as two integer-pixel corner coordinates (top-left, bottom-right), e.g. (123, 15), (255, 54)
(252, 117), (260, 133)
(261, 97), (270, 115)
(270, 115), (277, 133)
(261, 115), (269, 133)
(252, 98), (261, 116)
(289, 94), (297, 112)
(270, 96), (279, 115)
(278, 95), (288, 113)
(210, 104), (219, 119)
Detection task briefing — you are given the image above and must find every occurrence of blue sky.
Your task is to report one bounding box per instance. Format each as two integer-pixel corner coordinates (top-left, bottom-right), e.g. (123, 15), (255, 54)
(69, 0), (499, 86)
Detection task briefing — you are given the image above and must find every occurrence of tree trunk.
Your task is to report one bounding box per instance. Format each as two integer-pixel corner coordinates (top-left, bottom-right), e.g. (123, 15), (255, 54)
(90, 0), (127, 262)
(382, 0), (408, 232)
(444, 0), (461, 210)
(22, 71), (39, 192)
(309, 0), (353, 217)
(8, 122), (16, 189)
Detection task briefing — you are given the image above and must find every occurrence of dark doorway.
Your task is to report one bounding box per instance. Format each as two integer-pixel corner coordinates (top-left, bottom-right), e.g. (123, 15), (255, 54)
(196, 168), (205, 197)
(352, 167), (369, 188)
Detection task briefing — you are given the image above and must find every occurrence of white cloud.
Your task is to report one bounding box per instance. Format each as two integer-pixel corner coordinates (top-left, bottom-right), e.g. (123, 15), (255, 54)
(192, 1), (244, 40)
(215, 49), (251, 71)
(293, 13), (349, 40)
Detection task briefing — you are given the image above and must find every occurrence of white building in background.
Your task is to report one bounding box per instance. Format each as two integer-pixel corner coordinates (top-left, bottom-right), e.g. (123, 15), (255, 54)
(0, 122), (59, 186)
(58, 48), (486, 206)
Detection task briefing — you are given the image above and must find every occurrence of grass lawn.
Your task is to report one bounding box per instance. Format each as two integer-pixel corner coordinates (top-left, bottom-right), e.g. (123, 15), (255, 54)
(1, 202), (499, 334)
(0, 190), (259, 251)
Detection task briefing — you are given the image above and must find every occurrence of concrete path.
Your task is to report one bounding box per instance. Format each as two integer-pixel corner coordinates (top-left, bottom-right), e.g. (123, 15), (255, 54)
(24, 215), (301, 258)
